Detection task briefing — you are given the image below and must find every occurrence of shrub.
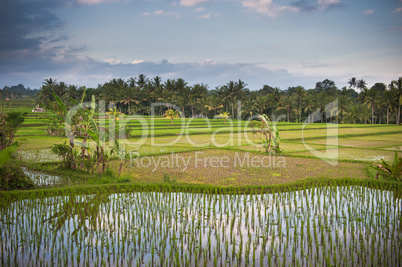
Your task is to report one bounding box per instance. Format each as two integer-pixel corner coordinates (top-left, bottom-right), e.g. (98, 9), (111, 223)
(0, 164), (34, 191)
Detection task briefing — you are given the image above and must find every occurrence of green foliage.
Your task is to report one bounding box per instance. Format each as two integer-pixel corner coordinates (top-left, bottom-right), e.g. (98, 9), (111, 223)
(163, 173), (176, 184)
(0, 141), (19, 166)
(369, 151), (402, 182)
(0, 163), (34, 190)
(217, 112), (230, 124)
(51, 142), (74, 168)
(164, 109), (180, 125)
(258, 114), (282, 154)
(0, 110), (26, 149)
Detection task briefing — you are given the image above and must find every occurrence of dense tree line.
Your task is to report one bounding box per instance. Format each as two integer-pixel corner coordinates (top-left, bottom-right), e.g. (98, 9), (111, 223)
(1, 84), (39, 98)
(37, 75), (402, 124)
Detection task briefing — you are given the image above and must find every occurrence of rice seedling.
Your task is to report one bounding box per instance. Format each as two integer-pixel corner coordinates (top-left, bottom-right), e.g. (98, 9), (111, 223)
(1, 183), (401, 266)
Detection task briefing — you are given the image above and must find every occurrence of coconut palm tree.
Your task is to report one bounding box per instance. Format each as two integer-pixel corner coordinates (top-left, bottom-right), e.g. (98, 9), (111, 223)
(253, 95), (268, 115)
(205, 94), (224, 117)
(389, 77), (402, 125)
(359, 103), (371, 124)
(364, 87), (378, 124)
(381, 89), (395, 124)
(348, 77), (357, 89)
(304, 94), (315, 123)
(137, 74), (149, 90)
(121, 86), (139, 115)
(277, 95), (297, 122)
(294, 86), (305, 122)
(345, 104), (360, 124)
(314, 91), (328, 123)
(338, 94), (351, 123)
(357, 79), (367, 91)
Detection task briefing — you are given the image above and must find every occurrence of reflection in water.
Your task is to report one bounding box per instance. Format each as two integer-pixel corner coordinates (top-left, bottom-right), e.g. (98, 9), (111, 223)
(43, 194), (111, 235)
(1, 186), (401, 266)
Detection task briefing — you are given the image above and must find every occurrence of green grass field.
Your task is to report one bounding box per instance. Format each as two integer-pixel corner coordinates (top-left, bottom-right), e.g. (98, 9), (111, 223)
(5, 98), (399, 187)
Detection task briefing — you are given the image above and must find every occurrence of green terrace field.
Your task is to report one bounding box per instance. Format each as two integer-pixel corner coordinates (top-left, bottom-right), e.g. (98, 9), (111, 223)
(2, 99), (402, 266)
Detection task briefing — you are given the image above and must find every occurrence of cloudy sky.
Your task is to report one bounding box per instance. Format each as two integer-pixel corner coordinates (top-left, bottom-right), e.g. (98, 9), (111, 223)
(1, 0), (401, 90)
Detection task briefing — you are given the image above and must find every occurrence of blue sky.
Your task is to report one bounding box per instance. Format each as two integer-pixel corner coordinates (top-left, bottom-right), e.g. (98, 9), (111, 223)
(1, 0), (401, 90)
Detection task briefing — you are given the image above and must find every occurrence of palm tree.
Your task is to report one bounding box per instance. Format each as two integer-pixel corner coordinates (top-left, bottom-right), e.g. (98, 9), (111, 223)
(364, 87), (377, 124)
(188, 84), (208, 117)
(314, 92), (328, 123)
(277, 95), (296, 122)
(222, 81), (236, 117)
(294, 86), (305, 122)
(389, 77), (402, 125)
(253, 95), (268, 114)
(137, 74), (149, 90)
(357, 79), (367, 91)
(359, 103), (371, 124)
(348, 77), (357, 89)
(127, 77), (136, 88)
(345, 104), (360, 124)
(121, 86), (139, 115)
(241, 100), (257, 120)
(38, 79), (58, 107)
(233, 79), (247, 117)
(304, 94), (315, 123)
(338, 94), (351, 123)
(382, 89), (395, 124)
(204, 94), (224, 117)
(43, 78), (57, 86)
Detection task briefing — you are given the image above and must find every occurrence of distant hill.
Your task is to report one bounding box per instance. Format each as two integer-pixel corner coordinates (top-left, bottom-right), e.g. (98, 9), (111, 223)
(1, 84), (39, 98)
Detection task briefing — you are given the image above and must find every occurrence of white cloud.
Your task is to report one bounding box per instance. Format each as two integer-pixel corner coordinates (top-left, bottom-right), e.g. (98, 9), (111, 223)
(131, 59), (144, 64)
(199, 12), (219, 19)
(142, 10), (181, 19)
(103, 58), (121, 65)
(180, 0), (209, 7)
(363, 9), (375, 15)
(392, 7), (402, 13)
(77, 0), (121, 4)
(318, 0), (340, 5)
(194, 7), (206, 12)
(240, 0), (300, 17)
(200, 13), (212, 19)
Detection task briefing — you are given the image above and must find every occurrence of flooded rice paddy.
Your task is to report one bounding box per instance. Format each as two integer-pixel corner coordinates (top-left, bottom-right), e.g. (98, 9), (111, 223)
(22, 168), (64, 186)
(1, 185), (401, 266)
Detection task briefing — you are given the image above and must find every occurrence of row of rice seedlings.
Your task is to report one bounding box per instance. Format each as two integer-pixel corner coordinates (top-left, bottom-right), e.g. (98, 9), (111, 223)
(0, 183), (401, 266)
(16, 149), (61, 163)
(22, 168), (64, 187)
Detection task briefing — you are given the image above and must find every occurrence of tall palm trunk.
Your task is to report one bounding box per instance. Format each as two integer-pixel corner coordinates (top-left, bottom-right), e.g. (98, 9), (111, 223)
(387, 108), (389, 124)
(299, 100), (301, 122)
(371, 105), (375, 124)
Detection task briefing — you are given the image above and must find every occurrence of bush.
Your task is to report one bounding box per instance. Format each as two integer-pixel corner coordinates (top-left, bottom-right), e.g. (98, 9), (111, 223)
(0, 164), (35, 191)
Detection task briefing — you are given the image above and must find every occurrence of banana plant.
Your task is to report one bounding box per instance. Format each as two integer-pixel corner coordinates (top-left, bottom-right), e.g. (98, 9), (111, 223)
(165, 109), (180, 125)
(258, 114), (282, 154)
(82, 95), (110, 174)
(217, 112), (230, 124)
(370, 151), (402, 182)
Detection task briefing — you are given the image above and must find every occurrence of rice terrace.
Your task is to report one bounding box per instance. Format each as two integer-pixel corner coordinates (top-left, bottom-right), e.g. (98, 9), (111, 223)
(1, 77), (402, 266)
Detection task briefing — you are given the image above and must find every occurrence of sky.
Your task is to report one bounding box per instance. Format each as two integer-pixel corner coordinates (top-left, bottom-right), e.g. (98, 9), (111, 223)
(0, 0), (401, 91)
